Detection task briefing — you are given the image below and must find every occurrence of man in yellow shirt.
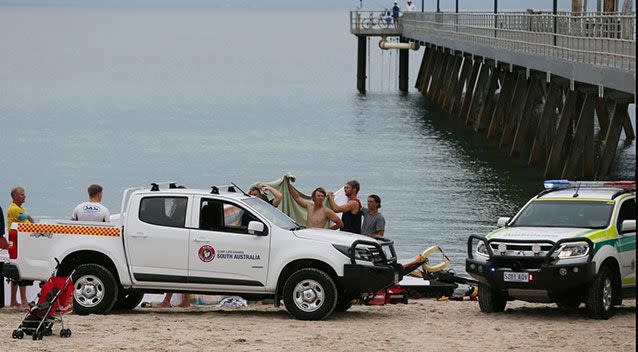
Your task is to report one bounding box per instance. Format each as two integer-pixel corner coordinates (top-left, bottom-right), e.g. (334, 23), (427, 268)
(7, 186), (34, 308)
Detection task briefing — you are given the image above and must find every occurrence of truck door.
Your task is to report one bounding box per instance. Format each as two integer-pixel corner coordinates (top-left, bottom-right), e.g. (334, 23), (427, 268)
(188, 197), (270, 289)
(124, 194), (191, 283)
(616, 197), (636, 287)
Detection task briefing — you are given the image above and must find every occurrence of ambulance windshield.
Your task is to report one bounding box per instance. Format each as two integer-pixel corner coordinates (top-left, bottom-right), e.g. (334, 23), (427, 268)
(510, 200), (613, 229)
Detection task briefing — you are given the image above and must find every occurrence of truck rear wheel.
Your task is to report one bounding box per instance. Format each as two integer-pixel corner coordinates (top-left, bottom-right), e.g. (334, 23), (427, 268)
(586, 265), (616, 319)
(478, 283), (507, 313)
(283, 268), (337, 320)
(72, 263), (119, 315)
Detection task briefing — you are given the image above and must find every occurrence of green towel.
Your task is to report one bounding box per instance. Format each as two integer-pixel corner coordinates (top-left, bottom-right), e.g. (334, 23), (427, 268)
(252, 173), (333, 228)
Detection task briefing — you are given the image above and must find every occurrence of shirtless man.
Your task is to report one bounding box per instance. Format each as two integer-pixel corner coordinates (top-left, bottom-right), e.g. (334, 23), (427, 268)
(288, 184), (343, 230)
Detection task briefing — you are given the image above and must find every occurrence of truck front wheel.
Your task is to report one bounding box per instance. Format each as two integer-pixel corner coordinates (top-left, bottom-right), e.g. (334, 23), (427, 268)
(478, 283), (507, 313)
(72, 263), (119, 315)
(283, 268), (337, 320)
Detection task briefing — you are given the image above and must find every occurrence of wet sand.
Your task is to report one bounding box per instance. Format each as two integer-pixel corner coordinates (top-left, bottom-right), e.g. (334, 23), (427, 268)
(0, 299), (635, 352)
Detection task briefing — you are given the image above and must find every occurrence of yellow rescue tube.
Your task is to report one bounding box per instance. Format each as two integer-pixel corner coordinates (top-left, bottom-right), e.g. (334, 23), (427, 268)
(420, 246), (450, 273)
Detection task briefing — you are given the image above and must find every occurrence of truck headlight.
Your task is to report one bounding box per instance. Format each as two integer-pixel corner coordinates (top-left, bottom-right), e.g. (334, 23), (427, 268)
(333, 244), (374, 262)
(476, 242), (489, 257)
(556, 243), (590, 258)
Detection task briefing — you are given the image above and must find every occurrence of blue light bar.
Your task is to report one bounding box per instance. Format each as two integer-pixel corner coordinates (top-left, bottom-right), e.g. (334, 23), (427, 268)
(544, 179), (570, 190)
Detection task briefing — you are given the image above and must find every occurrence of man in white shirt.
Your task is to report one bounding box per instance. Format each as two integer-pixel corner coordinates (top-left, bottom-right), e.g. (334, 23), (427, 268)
(405, 0), (416, 11)
(71, 184), (110, 222)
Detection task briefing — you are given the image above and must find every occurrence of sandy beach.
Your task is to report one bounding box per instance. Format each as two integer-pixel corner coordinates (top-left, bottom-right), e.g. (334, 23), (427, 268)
(1, 299), (634, 352)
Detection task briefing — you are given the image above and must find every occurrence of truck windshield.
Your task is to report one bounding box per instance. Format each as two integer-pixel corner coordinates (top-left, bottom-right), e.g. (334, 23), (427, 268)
(510, 200), (613, 229)
(243, 197), (302, 230)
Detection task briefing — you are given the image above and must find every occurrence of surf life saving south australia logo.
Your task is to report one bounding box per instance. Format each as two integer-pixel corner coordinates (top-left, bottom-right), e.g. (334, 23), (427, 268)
(198, 246), (261, 262)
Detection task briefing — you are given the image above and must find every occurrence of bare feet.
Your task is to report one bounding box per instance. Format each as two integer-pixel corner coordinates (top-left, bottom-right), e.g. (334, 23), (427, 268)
(177, 302), (191, 308)
(10, 303), (20, 308)
(157, 301), (172, 308)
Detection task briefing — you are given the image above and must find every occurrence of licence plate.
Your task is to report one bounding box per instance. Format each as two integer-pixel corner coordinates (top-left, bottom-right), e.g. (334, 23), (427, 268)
(394, 272), (400, 283)
(503, 272), (529, 282)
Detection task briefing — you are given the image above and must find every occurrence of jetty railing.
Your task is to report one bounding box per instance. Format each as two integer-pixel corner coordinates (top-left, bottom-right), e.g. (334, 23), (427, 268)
(350, 10), (403, 36)
(401, 11), (636, 72)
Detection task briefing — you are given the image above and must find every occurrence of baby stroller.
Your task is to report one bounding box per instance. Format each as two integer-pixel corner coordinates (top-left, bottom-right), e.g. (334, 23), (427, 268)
(11, 260), (74, 341)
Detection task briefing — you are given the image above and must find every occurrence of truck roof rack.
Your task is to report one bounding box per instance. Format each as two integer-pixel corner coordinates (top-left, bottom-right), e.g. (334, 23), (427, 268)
(210, 182), (248, 196)
(149, 181), (180, 191)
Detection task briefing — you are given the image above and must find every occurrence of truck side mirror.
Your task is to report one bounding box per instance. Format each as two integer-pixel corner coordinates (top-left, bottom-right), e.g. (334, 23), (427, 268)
(620, 220), (636, 234)
(496, 217), (511, 228)
(248, 221), (267, 236)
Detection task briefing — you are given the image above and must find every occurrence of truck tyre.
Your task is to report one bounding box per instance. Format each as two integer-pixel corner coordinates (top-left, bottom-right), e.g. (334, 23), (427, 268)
(72, 263), (119, 315)
(586, 265), (616, 319)
(283, 268), (337, 320)
(478, 283), (507, 313)
(112, 290), (145, 311)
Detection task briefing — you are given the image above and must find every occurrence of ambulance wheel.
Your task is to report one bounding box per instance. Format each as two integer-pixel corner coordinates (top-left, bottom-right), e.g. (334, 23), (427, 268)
(478, 283), (507, 313)
(586, 265), (616, 319)
(72, 263), (119, 315)
(283, 268), (337, 320)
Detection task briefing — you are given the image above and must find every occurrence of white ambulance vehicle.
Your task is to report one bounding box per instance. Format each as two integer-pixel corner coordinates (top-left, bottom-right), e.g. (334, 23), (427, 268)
(3, 183), (402, 320)
(466, 180), (635, 319)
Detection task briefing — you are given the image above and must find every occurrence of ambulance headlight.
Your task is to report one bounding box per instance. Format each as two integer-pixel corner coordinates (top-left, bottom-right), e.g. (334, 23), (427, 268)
(556, 243), (590, 258)
(476, 242), (489, 257)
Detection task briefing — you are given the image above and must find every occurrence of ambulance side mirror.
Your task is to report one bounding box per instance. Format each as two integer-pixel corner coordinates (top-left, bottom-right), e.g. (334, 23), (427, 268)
(496, 217), (511, 228)
(620, 220), (636, 234)
(248, 221), (268, 236)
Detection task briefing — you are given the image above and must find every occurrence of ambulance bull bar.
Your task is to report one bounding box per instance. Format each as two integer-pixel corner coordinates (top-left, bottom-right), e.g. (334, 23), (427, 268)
(467, 235), (595, 264)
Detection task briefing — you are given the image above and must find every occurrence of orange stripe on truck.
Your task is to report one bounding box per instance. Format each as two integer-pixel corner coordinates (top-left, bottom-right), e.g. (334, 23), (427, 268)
(17, 223), (121, 237)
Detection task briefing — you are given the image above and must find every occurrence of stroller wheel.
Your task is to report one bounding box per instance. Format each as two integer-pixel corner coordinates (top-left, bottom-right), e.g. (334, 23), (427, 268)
(60, 328), (72, 338)
(45, 327), (53, 336)
(12, 330), (23, 339)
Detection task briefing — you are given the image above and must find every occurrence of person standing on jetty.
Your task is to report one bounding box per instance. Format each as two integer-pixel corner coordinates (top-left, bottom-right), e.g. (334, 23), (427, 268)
(361, 194), (385, 238)
(71, 184), (110, 222)
(7, 186), (34, 308)
(327, 180), (362, 234)
(391, 1), (400, 27)
(405, 0), (416, 12)
(288, 184), (343, 230)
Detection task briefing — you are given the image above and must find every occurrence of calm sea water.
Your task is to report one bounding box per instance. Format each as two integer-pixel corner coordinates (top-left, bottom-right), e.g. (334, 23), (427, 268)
(1, 5), (635, 270)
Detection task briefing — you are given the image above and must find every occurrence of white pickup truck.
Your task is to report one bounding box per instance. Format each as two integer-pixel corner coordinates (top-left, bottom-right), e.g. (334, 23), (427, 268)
(3, 183), (402, 320)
